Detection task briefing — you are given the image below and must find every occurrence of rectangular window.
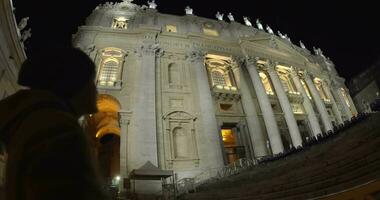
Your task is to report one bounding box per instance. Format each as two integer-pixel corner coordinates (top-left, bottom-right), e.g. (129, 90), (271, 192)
(112, 17), (128, 29)
(203, 28), (219, 36)
(166, 25), (177, 33)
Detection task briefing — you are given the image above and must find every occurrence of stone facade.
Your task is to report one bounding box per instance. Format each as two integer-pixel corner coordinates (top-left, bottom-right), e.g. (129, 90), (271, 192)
(0, 0), (27, 187)
(73, 1), (358, 194)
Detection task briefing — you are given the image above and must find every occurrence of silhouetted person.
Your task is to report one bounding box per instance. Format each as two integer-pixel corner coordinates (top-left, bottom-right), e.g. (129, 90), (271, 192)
(0, 47), (107, 200)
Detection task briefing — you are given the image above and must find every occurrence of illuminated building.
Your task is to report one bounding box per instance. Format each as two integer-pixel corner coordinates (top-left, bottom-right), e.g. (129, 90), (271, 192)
(72, 0), (358, 194)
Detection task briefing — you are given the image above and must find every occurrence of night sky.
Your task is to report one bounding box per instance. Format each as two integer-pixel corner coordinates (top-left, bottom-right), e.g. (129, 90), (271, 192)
(13, 0), (380, 81)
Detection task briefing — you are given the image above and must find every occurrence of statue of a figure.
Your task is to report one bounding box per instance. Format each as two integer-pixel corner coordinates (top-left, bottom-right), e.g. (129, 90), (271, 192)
(147, 0), (157, 9)
(277, 31), (286, 39)
(215, 11), (224, 21)
(227, 13), (235, 22)
(266, 25), (274, 34)
(185, 6), (193, 15)
(256, 19), (263, 30)
(285, 34), (291, 42)
(118, 0), (138, 10)
(20, 28), (31, 42)
(18, 17), (29, 31)
(243, 17), (252, 26)
(299, 41), (306, 49)
(313, 47), (323, 56)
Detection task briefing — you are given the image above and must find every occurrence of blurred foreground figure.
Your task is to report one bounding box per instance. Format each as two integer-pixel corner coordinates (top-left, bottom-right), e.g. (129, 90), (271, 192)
(0, 47), (106, 200)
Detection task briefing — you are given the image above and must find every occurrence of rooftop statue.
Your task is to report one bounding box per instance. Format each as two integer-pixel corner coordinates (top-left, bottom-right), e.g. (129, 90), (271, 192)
(96, 0), (139, 10)
(299, 41), (306, 49)
(216, 12), (224, 21)
(18, 17), (29, 31)
(148, 0), (157, 9)
(20, 28), (32, 43)
(313, 47), (325, 57)
(277, 31), (286, 39)
(243, 17), (252, 26)
(284, 34), (291, 42)
(256, 19), (264, 30)
(185, 6), (193, 15)
(227, 13), (235, 22)
(266, 25), (274, 34)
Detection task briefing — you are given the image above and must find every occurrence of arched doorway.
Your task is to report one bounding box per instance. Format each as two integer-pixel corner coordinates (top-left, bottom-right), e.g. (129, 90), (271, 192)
(98, 133), (120, 179)
(84, 94), (121, 184)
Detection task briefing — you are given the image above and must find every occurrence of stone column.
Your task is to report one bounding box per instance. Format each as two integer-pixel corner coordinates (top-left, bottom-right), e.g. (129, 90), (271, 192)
(118, 111), (130, 193)
(267, 62), (302, 147)
(323, 82), (343, 124)
(237, 123), (254, 160)
(188, 49), (224, 168)
(128, 42), (160, 194)
(245, 57), (284, 154)
(232, 61), (268, 157)
(346, 89), (358, 115)
(290, 68), (322, 136)
(334, 85), (353, 120)
(304, 71), (333, 132)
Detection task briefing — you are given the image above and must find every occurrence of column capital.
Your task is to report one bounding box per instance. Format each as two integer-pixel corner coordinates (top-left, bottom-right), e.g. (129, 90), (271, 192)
(246, 56), (261, 64)
(135, 42), (160, 57)
(265, 60), (278, 73)
(118, 111), (131, 125)
(187, 49), (206, 62)
(231, 55), (245, 68)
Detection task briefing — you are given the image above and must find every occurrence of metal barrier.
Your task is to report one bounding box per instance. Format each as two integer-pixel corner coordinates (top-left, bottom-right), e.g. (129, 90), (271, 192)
(176, 158), (258, 195)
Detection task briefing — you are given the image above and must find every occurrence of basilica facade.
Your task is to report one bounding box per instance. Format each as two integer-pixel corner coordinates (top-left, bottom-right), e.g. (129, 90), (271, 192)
(73, 0), (358, 193)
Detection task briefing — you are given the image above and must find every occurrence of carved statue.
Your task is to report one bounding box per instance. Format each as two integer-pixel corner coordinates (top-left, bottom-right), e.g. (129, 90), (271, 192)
(185, 6), (193, 15)
(148, 0), (157, 9)
(18, 17), (29, 31)
(216, 11), (224, 21)
(277, 31), (286, 39)
(313, 47), (324, 56)
(256, 19), (264, 30)
(266, 25), (274, 34)
(20, 28), (31, 43)
(299, 41), (306, 49)
(284, 34), (291, 42)
(227, 13), (235, 22)
(243, 17), (252, 26)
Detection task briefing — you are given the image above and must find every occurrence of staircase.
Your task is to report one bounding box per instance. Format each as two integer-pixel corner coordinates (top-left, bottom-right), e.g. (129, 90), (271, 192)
(183, 113), (380, 199)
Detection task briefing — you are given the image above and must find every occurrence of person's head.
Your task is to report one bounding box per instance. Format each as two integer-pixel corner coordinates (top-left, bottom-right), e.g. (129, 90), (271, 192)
(18, 47), (98, 115)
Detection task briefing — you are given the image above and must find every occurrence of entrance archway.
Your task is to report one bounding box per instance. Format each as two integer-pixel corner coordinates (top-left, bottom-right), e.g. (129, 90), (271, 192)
(84, 94), (121, 184)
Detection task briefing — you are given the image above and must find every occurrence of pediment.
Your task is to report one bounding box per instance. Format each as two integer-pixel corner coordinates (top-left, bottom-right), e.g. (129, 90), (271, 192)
(163, 111), (196, 120)
(242, 34), (310, 63)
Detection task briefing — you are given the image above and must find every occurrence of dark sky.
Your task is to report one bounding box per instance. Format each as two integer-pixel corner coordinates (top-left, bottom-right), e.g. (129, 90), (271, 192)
(13, 0), (380, 81)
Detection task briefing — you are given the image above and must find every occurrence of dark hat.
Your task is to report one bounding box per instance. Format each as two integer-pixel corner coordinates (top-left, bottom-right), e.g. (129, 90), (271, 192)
(18, 47), (96, 98)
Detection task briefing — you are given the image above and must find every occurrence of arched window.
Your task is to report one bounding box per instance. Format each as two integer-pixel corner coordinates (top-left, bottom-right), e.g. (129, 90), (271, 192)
(97, 48), (125, 87)
(205, 56), (236, 90)
(314, 79), (329, 101)
(300, 79), (312, 99)
(211, 70), (226, 86)
(278, 73), (297, 93)
(259, 71), (274, 95)
(168, 63), (180, 85)
(340, 88), (351, 108)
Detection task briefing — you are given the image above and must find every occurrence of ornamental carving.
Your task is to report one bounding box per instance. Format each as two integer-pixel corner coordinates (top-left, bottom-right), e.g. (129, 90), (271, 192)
(135, 43), (160, 57)
(187, 49), (206, 62)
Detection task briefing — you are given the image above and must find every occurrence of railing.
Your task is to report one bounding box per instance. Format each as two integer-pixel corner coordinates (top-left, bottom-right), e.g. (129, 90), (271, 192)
(176, 158), (258, 195)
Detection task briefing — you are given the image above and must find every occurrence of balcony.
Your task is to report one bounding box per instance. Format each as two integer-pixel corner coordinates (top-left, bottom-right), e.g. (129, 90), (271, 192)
(211, 85), (240, 101)
(96, 80), (122, 90)
(286, 91), (304, 104)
